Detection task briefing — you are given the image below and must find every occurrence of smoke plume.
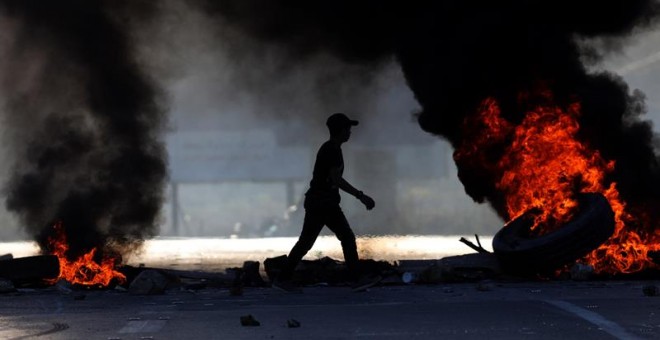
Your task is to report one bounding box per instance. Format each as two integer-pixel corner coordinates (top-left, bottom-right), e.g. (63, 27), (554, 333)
(203, 0), (660, 225)
(0, 0), (167, 259)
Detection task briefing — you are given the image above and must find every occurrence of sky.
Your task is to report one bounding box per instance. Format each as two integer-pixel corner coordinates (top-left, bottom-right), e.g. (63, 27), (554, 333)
(601, 27), (660, 127)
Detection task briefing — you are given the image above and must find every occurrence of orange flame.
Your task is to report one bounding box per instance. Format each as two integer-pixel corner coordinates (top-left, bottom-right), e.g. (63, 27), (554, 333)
(455, 92), (660, 274)
(47, 222), (126, 286)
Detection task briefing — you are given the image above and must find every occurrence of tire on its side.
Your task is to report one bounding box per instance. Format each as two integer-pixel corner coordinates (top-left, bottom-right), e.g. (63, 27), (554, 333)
(492, 193), (615, 275)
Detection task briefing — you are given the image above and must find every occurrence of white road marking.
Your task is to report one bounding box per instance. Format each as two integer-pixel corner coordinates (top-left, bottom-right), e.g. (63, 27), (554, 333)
(545, 300), (641, 340)
(118, 320), (167, 334)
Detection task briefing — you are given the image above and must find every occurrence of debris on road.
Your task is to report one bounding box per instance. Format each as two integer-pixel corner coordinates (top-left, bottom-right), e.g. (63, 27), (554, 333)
(240, 314), (260, 326)
(6, 245), (660, 299)
(410, 253), (501, 283)
(242, 261), (266, 287)
(55, 280), (73, 294)
(265, 255), (395, 286)
(401, 272), (417, 284)
(643, 285), (659, 296)
(0, 278), (16, 293)
(459, 234), (490, 253)
(182, 281), (207, 291)
(229, 269), (244, 296)
(287, 319), (301, 328)
(476, 280), (495, 291)
(129, 269), (170, 295)
(570, 263), (594, 281)
(0, 255), (59, 284)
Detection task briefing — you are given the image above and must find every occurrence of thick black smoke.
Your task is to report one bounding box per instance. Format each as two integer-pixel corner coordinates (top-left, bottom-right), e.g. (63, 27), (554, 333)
(204, 0), (660, 226)
(0, 0), (166, 259)
(397, 1), (660, 224)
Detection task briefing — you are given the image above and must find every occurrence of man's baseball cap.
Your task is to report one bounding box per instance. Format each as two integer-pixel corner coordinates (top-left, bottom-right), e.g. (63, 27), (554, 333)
(326, 113), (359, 130)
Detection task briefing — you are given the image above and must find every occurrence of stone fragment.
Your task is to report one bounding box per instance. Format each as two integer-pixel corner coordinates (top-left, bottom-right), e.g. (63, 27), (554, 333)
(129, 270), (169, 295)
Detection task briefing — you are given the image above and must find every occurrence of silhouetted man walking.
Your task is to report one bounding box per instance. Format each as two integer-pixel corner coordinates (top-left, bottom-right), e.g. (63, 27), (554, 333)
(273, 113), (379, 293)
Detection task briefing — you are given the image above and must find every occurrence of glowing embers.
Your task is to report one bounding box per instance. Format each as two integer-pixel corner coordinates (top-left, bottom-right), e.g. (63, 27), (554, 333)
(46, 222), (126, 287)
(455, 92), (659, 274)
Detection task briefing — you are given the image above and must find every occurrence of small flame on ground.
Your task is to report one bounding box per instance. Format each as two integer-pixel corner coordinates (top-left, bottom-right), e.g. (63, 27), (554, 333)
(455, 91), (660, 274)
(46, 222), (126, 286)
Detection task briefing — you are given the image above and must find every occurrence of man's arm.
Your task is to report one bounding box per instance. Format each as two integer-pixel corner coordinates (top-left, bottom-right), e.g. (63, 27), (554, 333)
(329, 167), (375, 210)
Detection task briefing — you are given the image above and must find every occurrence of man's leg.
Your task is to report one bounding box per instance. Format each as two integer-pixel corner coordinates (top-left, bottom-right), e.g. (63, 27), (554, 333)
(325, 206), (360, 281)
(278, 207), (325, 282)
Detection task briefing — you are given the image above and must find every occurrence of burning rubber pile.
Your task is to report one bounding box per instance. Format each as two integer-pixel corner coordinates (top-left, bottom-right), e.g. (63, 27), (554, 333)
(0, 0), (166, 288)
(455, 94), (653, 275)
(45, 222), (126, 287)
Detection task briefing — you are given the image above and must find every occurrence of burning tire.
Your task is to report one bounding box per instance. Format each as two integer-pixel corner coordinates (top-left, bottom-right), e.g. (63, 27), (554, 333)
(492, 193), (615, 275)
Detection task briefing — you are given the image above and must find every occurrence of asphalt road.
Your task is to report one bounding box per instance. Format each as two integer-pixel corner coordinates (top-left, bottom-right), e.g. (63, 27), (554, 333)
(1, 280), (659, 339)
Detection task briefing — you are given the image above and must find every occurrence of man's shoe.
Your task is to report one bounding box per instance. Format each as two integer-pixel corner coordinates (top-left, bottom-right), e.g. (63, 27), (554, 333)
(271, 280), (303, 293)
(351, 275), (382, 292)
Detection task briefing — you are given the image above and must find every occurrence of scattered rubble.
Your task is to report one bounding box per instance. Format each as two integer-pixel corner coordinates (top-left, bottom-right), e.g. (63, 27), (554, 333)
(0, 255), (59, 284)
(226, 260), (269, 296)
(229, 273), (243, 296)
(570, 263), (594, 281)
(264, 255), (395, 286)
(401, 272), (417, 284)
(643, 285), (659, 296)
(240, 314), (260, 326)
(5, 248), (660, 298)
(129, 269), (170, 295)
(0, 278), (16, 293)
(55, 280), (74, 294)
(476, 280), (495, 291)
(264, 255), (288, 282)
(262, 252), (506, 287)
(287, 319), (301, 328)
(242, 261), (266, 287)
(459, 235), (490, 254)
(405, 253), (502, 284)
(183, 281), (207, 291)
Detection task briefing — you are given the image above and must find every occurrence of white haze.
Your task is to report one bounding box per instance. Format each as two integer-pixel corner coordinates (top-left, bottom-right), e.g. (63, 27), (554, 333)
(598, 28), (660, 129)
(134, 0), (502, 239)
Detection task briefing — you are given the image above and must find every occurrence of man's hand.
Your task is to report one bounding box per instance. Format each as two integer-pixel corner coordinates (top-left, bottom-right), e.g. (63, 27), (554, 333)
(359, 194), (375, 210)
